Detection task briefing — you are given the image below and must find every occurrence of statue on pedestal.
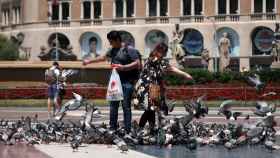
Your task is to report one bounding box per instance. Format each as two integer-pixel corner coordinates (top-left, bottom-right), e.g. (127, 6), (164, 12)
(218, 32), (231, 72)
(272, 40), (280, 62)
(272, 23), (280, 62)
(201, 49), (210, 70)
(170, 24), (185, 67)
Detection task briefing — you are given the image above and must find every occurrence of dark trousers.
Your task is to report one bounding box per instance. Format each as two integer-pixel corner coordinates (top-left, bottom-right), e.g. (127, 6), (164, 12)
(139, 110), (156, 128)
(109, 82), (134, 133)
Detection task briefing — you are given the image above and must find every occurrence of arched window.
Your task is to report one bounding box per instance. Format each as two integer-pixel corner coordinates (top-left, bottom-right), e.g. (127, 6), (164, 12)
(251, 27), (274, 55)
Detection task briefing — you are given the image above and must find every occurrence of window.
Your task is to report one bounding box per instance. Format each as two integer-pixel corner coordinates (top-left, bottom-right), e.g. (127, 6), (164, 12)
(83, 1), (91, 19)
(254, 0), (262, 13)
(149, 0), (157, 16)
(116, 0), (123, 17)
(230, 0), (238, 14)
(127, 0), (134, 17)
(183, 0), (191, 15)
(160, 0), (168, 16)
(266, 0), (275, 13)
(94, 1), (102, 19)
(52, 4), (59, 20)
(218, 0), (226, 14)
(62, 3), (69, 20)
(195, 0), (203, 15)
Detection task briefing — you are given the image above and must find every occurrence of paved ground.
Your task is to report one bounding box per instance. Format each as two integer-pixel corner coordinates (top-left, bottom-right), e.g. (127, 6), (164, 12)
(0, 107), (280, 158)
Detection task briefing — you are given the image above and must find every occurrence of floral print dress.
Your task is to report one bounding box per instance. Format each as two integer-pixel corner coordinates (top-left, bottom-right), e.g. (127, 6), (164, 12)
(133, 57), (170, 110)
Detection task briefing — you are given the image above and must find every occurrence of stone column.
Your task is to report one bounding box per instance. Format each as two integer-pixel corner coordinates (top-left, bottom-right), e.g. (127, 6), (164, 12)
(157, 0), (160, 16)
(237, 0), (240, 14)
(226, 0), (230, 14)
(69, 1), (72, 20)
(113, 0), (116, 17)
(274, 0), (277, 13)
(191, 0), (195, 15)
(251, 0), (254, 14)
(17, 8), (20, 24)
(262, 0), (266, 19)
(59, 1), (62, 21)
(180, 0), (183, 16)
(262, 0), (266, 13)
(91, 1), (94, 19)
(123, 0), (127, 18)
(133, 0), (136, 17)
(146, 0), (149, 16)
(48, 1), (52, 21)
(215, 0), (218, 15)
(202, 0), (205, 15)
(81, 1), (84, 19)
(2, 12), (5, 25)
(167, 0), (170, 16)
(12, 8), (16, 24)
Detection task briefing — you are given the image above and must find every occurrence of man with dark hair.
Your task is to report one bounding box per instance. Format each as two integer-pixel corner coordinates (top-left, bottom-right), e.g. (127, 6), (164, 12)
(83, 30), (141, 133)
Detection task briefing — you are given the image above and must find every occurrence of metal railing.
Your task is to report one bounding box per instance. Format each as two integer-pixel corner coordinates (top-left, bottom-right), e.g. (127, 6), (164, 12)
(1, 13), (279, 30)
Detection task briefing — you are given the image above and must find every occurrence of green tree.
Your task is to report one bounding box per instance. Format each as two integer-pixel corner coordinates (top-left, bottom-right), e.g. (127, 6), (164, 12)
(0, 34), (19, 60)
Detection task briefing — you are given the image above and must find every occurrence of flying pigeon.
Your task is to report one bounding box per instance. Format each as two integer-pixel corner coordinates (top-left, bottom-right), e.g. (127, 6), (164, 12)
(247, 74), (265, 93)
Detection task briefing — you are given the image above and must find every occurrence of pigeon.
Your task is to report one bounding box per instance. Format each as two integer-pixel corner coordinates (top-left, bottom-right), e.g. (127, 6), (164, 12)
(218, 100), (242, 120)
(185, 95), (208, 119)
(167, 100), (177, 113)
(247, 74), (265, 93)
(254, 101), (276, 117)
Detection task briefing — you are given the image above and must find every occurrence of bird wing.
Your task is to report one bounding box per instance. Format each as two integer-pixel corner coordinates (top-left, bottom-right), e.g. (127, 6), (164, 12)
(197, 95), (206, 103)
(219, 100), (234, 113)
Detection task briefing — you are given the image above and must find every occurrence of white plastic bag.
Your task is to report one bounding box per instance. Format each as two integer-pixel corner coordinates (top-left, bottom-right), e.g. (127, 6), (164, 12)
(106, 68), (124, 101)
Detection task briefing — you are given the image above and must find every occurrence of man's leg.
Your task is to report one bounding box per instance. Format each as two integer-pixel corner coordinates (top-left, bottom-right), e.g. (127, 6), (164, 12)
(47, 98), (53, 118)
(109, 101), (120, 130)
(122, 83), (134, 133)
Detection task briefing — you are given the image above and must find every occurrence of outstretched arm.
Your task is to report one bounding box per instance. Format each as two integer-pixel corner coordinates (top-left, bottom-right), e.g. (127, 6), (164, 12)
(113, 59), (141, 71)
(168, 66), (193, 80)
(83, 54), (107, 65)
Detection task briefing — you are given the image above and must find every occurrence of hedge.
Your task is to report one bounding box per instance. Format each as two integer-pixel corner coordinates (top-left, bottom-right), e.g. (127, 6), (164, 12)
(164, 68), (280, 86)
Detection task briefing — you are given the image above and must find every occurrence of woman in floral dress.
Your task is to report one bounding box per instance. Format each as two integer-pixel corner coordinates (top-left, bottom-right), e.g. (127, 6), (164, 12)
(133, 43), (193, 129)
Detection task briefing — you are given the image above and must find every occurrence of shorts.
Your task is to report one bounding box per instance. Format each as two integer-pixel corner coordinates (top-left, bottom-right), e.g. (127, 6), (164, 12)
(47, 84), (59, 99)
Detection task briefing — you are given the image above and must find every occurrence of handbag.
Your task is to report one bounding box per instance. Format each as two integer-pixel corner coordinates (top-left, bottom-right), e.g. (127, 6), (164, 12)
(149, 83), (161, 108)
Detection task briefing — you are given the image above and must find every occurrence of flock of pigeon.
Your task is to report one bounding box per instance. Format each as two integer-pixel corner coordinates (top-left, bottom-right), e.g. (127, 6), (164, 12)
(0, 70), (279, 153)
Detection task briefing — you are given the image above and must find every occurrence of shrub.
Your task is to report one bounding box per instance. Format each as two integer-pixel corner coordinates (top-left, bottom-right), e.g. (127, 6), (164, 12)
(0, 35), (19, 60)
(164, 68), (280, 86)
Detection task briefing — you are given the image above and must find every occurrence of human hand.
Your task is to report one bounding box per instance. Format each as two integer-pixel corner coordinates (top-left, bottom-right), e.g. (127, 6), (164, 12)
(111, 64), (125, 71)
(83, 59), (91, 66)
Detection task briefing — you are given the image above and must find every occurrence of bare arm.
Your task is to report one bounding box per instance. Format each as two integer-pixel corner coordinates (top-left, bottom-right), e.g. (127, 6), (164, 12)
(83, 54), (107, 65)
(114, 59), (141, 71)
(168, 66), (193, 80)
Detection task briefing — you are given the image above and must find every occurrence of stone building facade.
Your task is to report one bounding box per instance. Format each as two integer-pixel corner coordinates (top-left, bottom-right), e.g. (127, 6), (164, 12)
(0, 0), (279, 71)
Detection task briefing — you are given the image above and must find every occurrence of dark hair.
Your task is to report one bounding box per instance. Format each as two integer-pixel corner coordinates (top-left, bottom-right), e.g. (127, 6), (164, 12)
(107, 31), (122, 42)
(149, 42), (169, 57)
(52, 61), (59, 66)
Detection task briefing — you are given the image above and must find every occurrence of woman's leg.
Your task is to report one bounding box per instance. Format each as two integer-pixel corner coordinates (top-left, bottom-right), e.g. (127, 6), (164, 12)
(139, 110), (149, 128)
